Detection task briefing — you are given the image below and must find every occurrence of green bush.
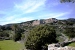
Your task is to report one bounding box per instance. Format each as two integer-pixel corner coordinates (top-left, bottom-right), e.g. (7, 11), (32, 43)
(25, 25), (58, 50)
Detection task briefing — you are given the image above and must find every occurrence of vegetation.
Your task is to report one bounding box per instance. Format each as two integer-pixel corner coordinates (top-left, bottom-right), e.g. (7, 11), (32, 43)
(0, 18), (75, 50)
(0, 40), (23, 50)
(60, 0), (75, 3)
(11, 24), (24, 41)
(68, 42), (75, 47)
(25, 25), (58, 50)
(0, 31), (9, 37)
(64, 27), (75, 38)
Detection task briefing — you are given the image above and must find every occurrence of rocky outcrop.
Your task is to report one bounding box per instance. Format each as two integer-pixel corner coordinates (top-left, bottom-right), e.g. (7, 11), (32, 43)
(32, 20), (41, 26)
(48, 44), (75, 50)
(32, 18), (58, 26)
(45, 18), (57, 23)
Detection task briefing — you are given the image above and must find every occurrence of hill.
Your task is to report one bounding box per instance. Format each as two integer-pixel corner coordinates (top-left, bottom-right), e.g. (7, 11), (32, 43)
(0, 18), (75, 42)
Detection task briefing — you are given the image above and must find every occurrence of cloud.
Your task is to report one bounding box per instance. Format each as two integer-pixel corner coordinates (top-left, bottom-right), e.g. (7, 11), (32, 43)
(0, 15), (17, 22)
(5, 16), (15, 21)
(52, 12), (71, 18)
(0, 15), (34, 25)
(14, 17), (34, 22)
(45, 0), (60, 8)
(0, 11), (7, 15)
(14, 0), (46, 13)
(0, 0), (74, 25)
(38, 12), (71, 19)
(0, 10), (71, 25)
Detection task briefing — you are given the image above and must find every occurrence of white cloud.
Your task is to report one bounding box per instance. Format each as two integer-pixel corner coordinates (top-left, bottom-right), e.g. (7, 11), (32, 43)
(38, 12), (71, 19)
(45, 0), (60, 8)
(14, 17), (34, 22)
(0, 0), (73, 25)
(52, 12), (70, 18)
(0, 15), (34, 25)
(5, 16), (15, 21)
(0, 11), (8, 15)
(0, 11), (71, 25)
(14, 0), (46, 13)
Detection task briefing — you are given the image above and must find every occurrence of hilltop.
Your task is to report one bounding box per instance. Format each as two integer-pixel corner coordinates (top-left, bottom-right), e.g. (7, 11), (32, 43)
(0, 18), (75, 50)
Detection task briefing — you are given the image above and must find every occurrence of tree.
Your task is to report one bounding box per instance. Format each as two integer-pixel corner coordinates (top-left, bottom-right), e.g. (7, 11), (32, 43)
(60, 0), (75, 3)
(64, 27), (75, 38)
(0, 31), (9, 37)
(11, 24), (24, 41)
(25, 25), (58, 50)
(67, 18), (75, 25)
(12, 31), (21, 41)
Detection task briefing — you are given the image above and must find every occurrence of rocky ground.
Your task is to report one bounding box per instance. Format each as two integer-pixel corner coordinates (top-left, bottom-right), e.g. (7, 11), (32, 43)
(48, 46), (75, 50)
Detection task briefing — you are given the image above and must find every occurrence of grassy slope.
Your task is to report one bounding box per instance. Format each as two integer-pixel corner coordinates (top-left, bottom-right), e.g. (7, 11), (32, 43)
(68, 42), (75, 47)
(0, 40), (23, 50)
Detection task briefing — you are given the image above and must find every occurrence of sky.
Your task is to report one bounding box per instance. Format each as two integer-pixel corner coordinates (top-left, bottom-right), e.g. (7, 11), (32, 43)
(0, 0), (75, 25)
